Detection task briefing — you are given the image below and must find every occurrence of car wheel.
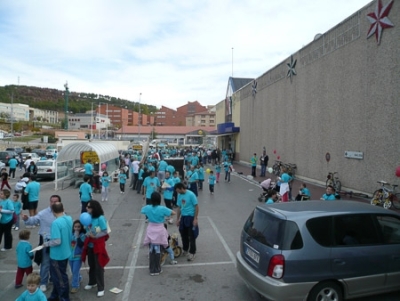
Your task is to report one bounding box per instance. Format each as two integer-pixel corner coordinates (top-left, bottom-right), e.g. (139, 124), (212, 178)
(307, 281), (343, 301)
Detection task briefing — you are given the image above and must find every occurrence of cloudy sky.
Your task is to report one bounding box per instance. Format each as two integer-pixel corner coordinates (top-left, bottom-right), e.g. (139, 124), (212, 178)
(0, 0), (371, 109)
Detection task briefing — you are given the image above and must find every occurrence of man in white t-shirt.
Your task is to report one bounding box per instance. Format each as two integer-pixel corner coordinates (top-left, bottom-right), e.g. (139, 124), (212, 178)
(24, 156), (33, 170)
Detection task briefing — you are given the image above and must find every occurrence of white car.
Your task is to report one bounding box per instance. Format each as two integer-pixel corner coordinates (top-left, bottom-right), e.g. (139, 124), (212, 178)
(21, 153), (40, 163)
(36, 160), (68, 180)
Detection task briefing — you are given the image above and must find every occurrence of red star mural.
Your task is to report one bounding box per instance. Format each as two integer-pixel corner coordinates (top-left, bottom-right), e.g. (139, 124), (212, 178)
(367, 0), (394, 45)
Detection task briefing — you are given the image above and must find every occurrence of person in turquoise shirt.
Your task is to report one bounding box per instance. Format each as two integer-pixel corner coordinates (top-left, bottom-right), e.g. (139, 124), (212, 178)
(321, 185), (337, 201)
(42, 202), (72, 301)
(250, 153), (257, 177)
(15, 272), (47, 301)
(84, 159), (94, 186)
(191, 153), (199, 168)
(100, 171), (111, 202)
(15, 229), (33, 288)
(69, 220), (86, 293)
(136, 165), (144, 194)
(223, 160), (232, 182)
(162, 171), (175, 213)
(187, 166), (198, 196)
(0, 189), (15, 250)
(8, 155), (18, 179)
(175, 183), (199, 262)
(198, 164), (205, 190)
(24, 175), (41, 217)
(295, 183), (311, 201)
(266, 190), (278, 204)
(84, 200), (109, 297)
(12, 193), (22, 230)
(53, 151), (58, 160)
(208, 170), (216, 194)
(172, 171), (181, 208)
(215, 163), (221, 183)
(143, 171), (161, 222)
(118, 168), (127, 193)
(79, 176), (93, 213)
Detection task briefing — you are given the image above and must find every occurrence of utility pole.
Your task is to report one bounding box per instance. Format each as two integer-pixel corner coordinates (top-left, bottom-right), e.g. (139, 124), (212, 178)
(90, 102), (93, 139)
(10, 91), (13, 146)
(64, 82), (69, 130)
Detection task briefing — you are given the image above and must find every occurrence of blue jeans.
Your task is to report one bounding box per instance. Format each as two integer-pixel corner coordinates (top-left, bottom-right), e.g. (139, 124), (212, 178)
(261, 165), (266, 176)
(49, 258), (70, 301)
(69, 259), (82, 288)
(40, 247), (51, 286)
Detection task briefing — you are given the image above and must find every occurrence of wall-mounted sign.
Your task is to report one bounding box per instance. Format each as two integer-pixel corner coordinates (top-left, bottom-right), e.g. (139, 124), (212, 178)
(344, 151), (364, 160)
(325, 152), (331, 162)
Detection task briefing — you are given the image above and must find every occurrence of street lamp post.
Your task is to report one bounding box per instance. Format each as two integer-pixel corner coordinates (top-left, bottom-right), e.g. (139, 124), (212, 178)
(90, 102), (93, 139)
(64, 82), (69, 130)
(138, 93), (142, 142)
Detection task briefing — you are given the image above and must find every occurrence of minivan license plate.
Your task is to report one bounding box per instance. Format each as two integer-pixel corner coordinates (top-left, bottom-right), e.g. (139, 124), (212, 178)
(246, 247), (260, 263)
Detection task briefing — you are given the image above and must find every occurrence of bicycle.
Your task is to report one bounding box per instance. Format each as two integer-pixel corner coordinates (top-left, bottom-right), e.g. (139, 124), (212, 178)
(160, 233), (183, 266)
(370, 181), (400, 210)
(326, 172), (341, 193)
(272, 160), (283, 176)
(283, 163), (297, 178)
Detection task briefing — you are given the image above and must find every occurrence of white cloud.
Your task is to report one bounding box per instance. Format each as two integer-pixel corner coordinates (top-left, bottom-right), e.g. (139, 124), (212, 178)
(0, 0), (371, 109)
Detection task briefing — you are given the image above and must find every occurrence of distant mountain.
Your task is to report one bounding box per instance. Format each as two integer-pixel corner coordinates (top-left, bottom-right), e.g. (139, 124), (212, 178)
(0, 85), (157, 115)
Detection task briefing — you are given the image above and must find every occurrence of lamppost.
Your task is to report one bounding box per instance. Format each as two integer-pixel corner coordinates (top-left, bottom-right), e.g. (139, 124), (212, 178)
(90, 102), (93, 139)
(138, 93), (142, 142)
(64, 82), (69, 130)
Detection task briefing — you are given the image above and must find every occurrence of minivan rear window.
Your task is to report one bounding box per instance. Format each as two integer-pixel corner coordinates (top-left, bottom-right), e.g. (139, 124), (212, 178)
(244, 208), (303, 250)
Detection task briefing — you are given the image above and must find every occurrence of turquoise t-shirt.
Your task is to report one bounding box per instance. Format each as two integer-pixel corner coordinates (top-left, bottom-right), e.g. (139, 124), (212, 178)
(101, 176), (111, 188)
(158, 160), (168, 171)
(177, 190), (198, 217)
(323, 194), (336, 201)
(208, 175), (216, 185)
(215, 165), (221, 173)
(86, 215), (107, 248)
(50, 215), (73, 260)
(281, 173), (292, 183)
(13, 201), (22, 215)
(118, 173), (127, 184)
(8, 158), (18, 169)
(173, 176), (181, 185)
(79, 182), (92, 202)
(0, 199), (14, 224)
(141, 205), (172, 223)
(143, 176), (161, 199)
(25, 181), (41, 202)
(163, 177), (175, 199)
(15, 288), (47, 301)
(84, 163), (93, 175)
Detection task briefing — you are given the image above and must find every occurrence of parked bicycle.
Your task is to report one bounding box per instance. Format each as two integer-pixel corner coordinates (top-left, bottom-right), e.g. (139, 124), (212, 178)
(272, 160), (283, 176)
(326, 172), (341, 193)
(370, 181), (400, 210)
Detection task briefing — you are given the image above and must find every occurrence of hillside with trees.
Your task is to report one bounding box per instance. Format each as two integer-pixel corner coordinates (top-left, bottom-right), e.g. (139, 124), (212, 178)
(0, 85), (157, 115)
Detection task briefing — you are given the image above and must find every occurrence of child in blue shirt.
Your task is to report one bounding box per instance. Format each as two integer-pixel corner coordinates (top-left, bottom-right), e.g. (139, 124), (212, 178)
(79, 175), (93, 213)
(15, 272), (47, 301)
(13, 193), (22, 230)
(197, 164), (205, 190)
(215, 164), (221, 183)
(295, 183), (311, 201)
(208, 170), (216, 194)
(69, 220), (86, 293)
(15, 229), (33, 288)
(223, 160), (232, 182)
(118, 168), (127, 193)
(101, 171), (111, 202)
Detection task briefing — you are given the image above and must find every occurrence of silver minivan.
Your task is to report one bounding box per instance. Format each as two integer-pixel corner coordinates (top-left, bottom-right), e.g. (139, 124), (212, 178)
(236, 201), (400, 301)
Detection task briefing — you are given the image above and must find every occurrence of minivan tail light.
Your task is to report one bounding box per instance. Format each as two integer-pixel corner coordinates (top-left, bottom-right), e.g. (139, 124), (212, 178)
(46, 169), (53, 172)
(267, 255), (284, 279)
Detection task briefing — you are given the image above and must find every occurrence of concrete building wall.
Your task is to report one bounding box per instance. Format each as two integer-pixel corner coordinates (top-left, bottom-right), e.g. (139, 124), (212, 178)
(239, 1), (400, 193)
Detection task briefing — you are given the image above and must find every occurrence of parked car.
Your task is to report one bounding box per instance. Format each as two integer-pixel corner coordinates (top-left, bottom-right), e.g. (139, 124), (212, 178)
(236, 201), (400, 301)
(46, 149), (57, 158)
(0, 161), (5, 169)
(36, 160), (68, 180)
(0, 151), (18, 166)
(5, 147), (24, 154)
(31, 148), (46, 157)
(21, 153), (40, 164)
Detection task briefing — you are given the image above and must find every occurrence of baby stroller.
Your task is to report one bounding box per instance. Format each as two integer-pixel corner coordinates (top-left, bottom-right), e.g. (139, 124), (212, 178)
(92, 172), (102, 193)
(258, 179), (277, 202)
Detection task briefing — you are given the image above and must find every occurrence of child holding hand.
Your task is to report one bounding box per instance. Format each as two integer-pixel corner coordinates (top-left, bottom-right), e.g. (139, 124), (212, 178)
(13, 193), (22, 230)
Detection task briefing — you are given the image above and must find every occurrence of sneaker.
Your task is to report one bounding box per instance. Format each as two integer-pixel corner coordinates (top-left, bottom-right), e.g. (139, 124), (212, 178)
(70, 288), (78, 293)
(12, 225), (15, 229)
(150, 273), (155, 276)
(40, 285), (47, 292)
(170, 260), (178, 265)
(15, 284), (23, 289)
(120, 191), (123, 194)
(168, 218), (174, 224)
(97, 291), (105, 297)
(187, 253), (196, 261)
(14, 227), (19, 231)
(182, 250), (188, 256)
(84, 284), (97, 290)
(1, 248), (11, 251)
